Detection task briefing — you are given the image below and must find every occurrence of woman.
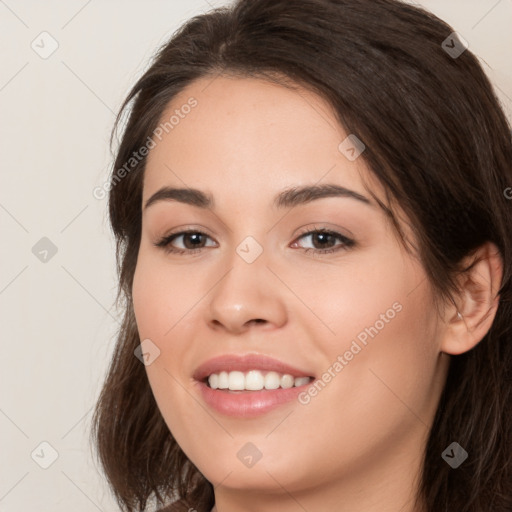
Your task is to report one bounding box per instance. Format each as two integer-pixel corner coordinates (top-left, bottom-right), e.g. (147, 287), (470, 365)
(91, 0), (512, 511)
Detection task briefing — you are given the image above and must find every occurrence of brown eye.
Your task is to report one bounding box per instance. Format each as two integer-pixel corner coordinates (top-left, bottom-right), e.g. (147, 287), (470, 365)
(176, 232), (208, 250)
(154, 230), (216, 254)
(292, 228), (355, 255)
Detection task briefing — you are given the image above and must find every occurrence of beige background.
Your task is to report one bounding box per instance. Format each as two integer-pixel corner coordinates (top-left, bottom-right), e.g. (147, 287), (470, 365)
(0, 1), (510, 510)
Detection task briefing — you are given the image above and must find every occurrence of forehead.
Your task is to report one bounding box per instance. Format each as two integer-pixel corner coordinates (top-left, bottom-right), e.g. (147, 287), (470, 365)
(143, 75), (377, 204)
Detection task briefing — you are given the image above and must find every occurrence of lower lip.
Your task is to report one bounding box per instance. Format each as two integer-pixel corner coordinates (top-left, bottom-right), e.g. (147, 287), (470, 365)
(196, 380), (311, 417)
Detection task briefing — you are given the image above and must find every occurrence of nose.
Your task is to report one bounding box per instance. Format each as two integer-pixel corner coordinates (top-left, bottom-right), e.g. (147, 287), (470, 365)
(206, 256), (288, 335)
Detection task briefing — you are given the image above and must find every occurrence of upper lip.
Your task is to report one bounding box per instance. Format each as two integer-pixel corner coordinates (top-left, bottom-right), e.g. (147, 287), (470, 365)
(193, 353), (314, 381)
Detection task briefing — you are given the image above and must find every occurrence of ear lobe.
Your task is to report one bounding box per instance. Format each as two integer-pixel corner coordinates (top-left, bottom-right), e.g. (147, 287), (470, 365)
(440, 242), (503, 356)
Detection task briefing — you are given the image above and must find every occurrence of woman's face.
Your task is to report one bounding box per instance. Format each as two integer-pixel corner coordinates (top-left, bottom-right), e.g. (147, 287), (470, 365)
(132, 75), (450, 506)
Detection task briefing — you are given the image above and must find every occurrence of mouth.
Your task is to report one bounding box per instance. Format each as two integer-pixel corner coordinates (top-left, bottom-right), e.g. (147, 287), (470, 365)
(193, 353), (315, 417)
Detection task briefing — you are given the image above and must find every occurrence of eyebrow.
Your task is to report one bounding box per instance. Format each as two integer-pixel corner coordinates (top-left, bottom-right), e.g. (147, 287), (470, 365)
(143, 183), (374, 211)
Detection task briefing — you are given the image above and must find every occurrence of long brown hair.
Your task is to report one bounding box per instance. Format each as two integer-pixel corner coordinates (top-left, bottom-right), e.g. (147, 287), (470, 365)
(90, 0), (512, 510)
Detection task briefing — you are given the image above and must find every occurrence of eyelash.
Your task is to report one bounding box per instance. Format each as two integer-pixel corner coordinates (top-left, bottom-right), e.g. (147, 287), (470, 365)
(153, 225), (355, 257)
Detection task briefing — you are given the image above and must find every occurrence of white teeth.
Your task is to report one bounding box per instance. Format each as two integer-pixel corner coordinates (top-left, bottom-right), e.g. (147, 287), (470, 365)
(281, 374), (294, 389)
(245, 370), (265, 390)
(264, 371), (281, 389)
(209, 373), (219, 389)
(294, 376), (311, 387)
(207, 370), (312, 390)
(217, 371), (229, 389)
(228, 371), (245, 391)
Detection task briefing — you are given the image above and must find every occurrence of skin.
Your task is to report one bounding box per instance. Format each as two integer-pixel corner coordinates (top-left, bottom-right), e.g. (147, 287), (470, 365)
(131, 75), (503, 512)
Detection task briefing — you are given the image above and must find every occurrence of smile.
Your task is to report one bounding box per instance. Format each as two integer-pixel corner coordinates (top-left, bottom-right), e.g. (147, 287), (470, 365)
(193, 354), (315, 417)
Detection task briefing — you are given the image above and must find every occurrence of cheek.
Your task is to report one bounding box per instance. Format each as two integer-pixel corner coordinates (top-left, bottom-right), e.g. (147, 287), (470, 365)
(132, 253), (196, 339)
(330, 281), (438, 430)
(310, 250), (439, 413)
(300, 253), (405, 347)
(132, 258), (202, 446)
(288, 289), (439, 481)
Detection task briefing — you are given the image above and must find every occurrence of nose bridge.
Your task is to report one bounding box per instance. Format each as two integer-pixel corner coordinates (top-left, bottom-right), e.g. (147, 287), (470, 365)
(213, 234), (268, 310)
(206, 232), (287, 332)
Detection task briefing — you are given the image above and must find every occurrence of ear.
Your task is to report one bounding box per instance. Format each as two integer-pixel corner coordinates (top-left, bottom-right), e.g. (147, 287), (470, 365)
(439, 241), (503, 356)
